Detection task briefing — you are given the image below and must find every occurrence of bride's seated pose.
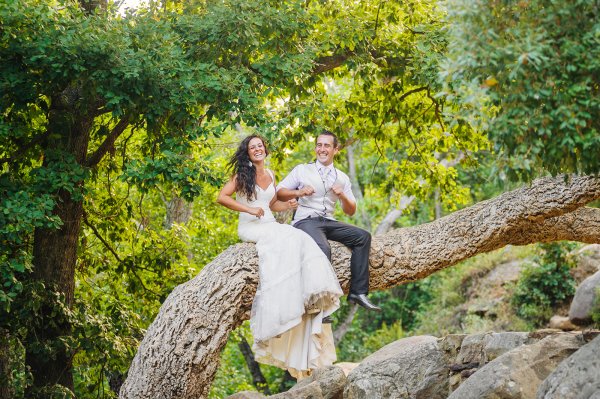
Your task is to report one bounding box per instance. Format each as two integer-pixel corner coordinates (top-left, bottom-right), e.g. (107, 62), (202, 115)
(217, 135), (343, 379)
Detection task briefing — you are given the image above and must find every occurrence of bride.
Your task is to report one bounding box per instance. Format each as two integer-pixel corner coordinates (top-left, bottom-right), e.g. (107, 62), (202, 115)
(217, 135), (343, 379)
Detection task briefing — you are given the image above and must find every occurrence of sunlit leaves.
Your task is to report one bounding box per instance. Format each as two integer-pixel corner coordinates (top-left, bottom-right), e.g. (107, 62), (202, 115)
(442, 0), (600, 179)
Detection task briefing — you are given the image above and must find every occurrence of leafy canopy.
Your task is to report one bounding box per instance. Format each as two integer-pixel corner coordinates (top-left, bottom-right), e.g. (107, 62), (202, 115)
(441, 0), (600, 179)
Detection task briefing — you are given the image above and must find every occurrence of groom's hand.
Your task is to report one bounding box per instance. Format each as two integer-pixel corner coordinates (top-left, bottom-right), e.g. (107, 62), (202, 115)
(297, 185), (315, 197)
(332, 184), (344, 197)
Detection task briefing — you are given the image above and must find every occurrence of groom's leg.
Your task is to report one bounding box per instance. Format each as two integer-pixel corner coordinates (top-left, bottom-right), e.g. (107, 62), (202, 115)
(324, 220), (371, 295)
(294, 217), (331, 260)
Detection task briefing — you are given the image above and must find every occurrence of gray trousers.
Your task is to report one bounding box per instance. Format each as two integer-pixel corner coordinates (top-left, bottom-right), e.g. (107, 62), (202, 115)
(294, 216), (371, 295)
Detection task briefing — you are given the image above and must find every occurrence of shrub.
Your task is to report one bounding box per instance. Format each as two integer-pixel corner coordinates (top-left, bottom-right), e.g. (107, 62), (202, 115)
(511, 242), (576, 326)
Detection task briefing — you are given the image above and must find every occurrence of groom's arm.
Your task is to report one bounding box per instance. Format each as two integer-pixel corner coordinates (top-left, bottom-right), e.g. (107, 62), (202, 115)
(338, 191), (357, 215)
(276, 165), (315, 201)
(332, 176), (357, 216)
(277, 186), (315, 201)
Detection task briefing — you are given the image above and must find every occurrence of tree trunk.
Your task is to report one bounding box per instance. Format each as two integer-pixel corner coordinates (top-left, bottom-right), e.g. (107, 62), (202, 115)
(346, 142), (371, 231)
(332, 304), (359, 343)
(164, 195), (193, 229)
(0, 329), (13, 399)
(120, 174), (600, 399)
(237, 335), (270, 395)
(27, 96), (92, 392)
(374, 195), (415, 236)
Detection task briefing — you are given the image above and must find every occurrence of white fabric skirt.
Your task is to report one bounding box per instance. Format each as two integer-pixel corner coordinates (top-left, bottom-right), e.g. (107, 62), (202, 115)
(238, 220), (342, 378)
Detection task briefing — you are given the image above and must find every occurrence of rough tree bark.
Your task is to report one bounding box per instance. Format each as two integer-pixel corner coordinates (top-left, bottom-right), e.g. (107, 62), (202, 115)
(0, 329), (13, 399)
(120, 174), (600, 399)
(28, 90), (94, 391)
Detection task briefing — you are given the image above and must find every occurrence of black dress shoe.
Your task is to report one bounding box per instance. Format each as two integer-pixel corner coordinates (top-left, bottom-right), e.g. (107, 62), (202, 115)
(347, 293), (382, 312)
(322, 315), (333, 324)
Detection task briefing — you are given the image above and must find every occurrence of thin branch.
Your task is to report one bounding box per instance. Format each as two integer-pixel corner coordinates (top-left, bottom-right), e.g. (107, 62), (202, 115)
(397, 86), (428, 103)
(312, 52), (355, 75)
(333, 303), (359, 342)
(237, 333), (271, 395)
(85, 115), (132, 167)
(83, 212), (123, 263)
(426, 87), (445, 132)
(83, 212), (160, 297)
(372, 0), (384, 41)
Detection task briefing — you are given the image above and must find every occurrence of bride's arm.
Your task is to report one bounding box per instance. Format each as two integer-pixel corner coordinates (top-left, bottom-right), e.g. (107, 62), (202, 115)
(217, 176), (264, 218)
(269, 175), (298, 212)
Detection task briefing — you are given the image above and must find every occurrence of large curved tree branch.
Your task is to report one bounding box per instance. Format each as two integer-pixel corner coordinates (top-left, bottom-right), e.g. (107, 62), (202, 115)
(367, 174), (600, 287)
(120, 174), (600, 399)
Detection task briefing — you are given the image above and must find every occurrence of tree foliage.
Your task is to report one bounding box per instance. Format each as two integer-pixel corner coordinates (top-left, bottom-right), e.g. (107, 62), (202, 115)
(1, 0), (599, 396)
(442, 0), (600, 179)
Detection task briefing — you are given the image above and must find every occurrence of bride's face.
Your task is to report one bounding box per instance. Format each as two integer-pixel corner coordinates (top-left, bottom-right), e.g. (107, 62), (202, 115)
(247, 137), (267, 164)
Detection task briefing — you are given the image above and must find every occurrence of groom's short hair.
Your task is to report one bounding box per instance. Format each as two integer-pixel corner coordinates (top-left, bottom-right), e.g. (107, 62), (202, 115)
(318, 130), (339, 148)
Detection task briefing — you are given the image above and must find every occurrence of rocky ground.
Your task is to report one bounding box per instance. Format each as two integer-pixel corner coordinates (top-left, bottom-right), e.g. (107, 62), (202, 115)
(227, 244), (600, 399)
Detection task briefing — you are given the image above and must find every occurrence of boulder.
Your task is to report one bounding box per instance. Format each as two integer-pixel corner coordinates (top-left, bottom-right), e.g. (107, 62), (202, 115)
(483, 332), (531, 362)
(447, 333), (583, 399)
(455, 331), (531, 365)
(548, 315), (577, 331)
(572, 244), (600, 283)
(227, 391), (266, 399)
(569, 270), (600, 325)
(536, 334), (600, 399)
(271, 381), (323, 399)
(333, 362), (359, 376)
(447, 331), (533, 393)
(288, 366), (346, 399)
(344, 335), (448, 399)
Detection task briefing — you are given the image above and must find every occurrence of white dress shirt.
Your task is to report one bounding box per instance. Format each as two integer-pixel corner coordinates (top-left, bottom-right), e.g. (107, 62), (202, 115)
(278, 161), (356, 224)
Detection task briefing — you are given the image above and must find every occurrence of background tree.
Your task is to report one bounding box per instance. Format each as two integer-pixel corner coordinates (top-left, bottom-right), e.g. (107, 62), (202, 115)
(0, 0), (319, 395)
(441, 0), (600, 179)
(2, 0), (599, 397)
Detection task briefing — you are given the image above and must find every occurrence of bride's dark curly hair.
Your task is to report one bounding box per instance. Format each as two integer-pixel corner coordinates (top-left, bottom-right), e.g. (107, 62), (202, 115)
(228, 135), (269, 200)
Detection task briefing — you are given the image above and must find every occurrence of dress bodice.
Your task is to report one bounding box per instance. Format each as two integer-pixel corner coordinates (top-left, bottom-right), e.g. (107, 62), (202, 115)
(237, 172), (276, 226)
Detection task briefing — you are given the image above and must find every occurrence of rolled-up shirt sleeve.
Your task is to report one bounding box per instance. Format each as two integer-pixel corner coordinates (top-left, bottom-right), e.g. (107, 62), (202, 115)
(277, 165), (302, 191)
(342, 175), (356, 202)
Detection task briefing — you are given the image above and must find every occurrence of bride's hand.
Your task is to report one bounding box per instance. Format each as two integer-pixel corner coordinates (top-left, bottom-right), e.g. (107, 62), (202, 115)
(287, 199), (298, 210)
(248, 207), (264, 218)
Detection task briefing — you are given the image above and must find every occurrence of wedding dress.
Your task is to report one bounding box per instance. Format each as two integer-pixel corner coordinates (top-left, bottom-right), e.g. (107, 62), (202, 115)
(237, 170), (343, 378)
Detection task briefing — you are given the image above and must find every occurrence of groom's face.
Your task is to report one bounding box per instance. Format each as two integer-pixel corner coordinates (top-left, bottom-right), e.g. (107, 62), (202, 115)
(315, 134), (338, 166)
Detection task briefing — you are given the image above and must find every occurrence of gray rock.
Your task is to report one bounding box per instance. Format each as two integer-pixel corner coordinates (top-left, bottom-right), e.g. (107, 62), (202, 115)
(289, 366), (346, 399)
(447, 332), (583, 399)
(227, 391), (267, 399)
(569, 270), (600, 325)
(481, 260), (523, 287)
(483, 332), (531, 362)
(438, 334), (467, 360)
(271, 381), (323, 399)
(456, 331), (531, 365)
(573, 244), (600, 283)
(344, 335), (448, 399)
(549, 315), (577, 331)
(456, 332), (490, 365)
(536, 334), (600, 399)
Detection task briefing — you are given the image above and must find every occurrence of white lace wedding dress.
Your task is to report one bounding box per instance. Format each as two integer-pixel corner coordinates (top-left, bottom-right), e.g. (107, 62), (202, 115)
(237, 171), (343, 378)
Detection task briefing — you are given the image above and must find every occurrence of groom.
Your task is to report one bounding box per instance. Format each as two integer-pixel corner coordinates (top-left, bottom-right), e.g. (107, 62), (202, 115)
(277, 130), (381, 312)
